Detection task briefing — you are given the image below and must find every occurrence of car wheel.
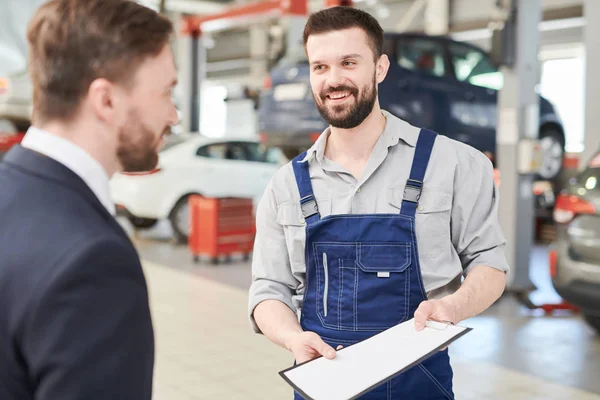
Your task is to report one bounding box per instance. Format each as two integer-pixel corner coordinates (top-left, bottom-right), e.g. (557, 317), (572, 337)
(169, 195), (193, 244)
(583, 313), (600, 335)
(537, 127), (565, 181)
(128, 217), (158, 229)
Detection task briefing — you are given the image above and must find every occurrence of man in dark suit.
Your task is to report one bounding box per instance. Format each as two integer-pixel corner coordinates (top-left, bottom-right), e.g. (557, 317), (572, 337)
(0, 1), (179, 399)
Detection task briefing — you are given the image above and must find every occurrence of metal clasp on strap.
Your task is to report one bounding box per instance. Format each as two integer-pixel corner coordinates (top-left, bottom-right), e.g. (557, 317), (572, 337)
(403, 179), (423, 203)
(300, 195), (319, 219)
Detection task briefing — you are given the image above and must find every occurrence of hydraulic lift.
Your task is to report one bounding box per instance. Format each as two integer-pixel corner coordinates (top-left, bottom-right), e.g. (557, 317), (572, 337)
(492, 0), (578, 316)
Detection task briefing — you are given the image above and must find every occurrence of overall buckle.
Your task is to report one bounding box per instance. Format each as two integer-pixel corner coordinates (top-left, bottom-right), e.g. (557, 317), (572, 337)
(403, 179), (422, 203)
(300, 195), (319, 219)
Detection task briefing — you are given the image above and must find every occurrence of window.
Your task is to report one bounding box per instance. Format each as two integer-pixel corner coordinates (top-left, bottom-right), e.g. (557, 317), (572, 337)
(396, 38), (446, 78)
(197, 143), (227, 159)
(448, 42), (503, 90)
(225, 143), (248, 161)
(245, 142), (282, 164)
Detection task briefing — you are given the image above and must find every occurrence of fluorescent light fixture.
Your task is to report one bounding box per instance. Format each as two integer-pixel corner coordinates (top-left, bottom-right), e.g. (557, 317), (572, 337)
(451, 17), (585, 42)
(137, 0), (226, 14)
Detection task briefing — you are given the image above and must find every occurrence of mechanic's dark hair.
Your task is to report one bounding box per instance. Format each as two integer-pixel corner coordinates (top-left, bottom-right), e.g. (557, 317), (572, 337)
(302, 6), (384, 60)
(27, 0), (173, 124)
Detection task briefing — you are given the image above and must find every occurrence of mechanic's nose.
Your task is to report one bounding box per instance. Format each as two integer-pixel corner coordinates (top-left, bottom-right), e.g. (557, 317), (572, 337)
(326, 67), (345, 88)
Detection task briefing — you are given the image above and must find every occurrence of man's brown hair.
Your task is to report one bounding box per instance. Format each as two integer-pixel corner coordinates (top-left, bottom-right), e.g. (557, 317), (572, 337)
(27, 0), (173, 124)
(302, 6), (384, 61)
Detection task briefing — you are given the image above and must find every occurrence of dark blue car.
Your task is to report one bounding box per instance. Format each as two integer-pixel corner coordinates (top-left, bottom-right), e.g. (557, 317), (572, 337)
(258, 32), (565, 180)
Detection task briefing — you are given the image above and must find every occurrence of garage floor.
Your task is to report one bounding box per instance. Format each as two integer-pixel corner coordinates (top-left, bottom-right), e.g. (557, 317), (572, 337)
(122, 219), (600, 400)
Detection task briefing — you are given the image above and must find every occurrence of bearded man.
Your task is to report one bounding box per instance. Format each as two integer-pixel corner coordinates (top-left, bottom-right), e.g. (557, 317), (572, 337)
(249, 6), (508, 399)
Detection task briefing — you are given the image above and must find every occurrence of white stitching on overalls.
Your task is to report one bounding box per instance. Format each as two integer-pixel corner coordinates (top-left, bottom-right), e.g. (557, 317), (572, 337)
(418, 364), (454, 400)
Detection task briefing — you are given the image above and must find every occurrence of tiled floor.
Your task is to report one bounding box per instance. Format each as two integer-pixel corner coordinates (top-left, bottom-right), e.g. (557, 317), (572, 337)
(123, 218), (600, 399)
(140, 258), (600, 400)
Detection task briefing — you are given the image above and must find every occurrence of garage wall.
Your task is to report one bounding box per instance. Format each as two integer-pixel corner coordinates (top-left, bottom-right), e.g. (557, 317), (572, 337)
(197, 0), (586, 83)
(366, 0), (583, 32)
(0, 0), (49, 75)
(187, 0), (587, 140)
(205, 29), (252, 79)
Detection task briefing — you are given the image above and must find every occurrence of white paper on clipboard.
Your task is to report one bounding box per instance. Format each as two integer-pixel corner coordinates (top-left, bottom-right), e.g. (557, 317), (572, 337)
(279, 318), (472, 400)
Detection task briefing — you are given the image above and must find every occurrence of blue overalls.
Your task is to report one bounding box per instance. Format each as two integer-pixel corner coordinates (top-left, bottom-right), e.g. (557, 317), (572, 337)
(291, 129), (454, 400)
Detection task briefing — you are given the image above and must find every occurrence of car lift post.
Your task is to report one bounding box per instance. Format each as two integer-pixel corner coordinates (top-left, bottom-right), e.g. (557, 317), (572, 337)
(492, 0), (578, 315)
(492, 0), (539, 296)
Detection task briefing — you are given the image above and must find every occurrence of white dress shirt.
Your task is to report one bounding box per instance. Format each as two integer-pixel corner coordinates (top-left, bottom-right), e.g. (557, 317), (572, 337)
(20, 126), (116, 216)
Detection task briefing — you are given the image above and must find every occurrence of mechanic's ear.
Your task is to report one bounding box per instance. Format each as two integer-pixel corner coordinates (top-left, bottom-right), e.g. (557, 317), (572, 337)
(376, 54), (390, 84)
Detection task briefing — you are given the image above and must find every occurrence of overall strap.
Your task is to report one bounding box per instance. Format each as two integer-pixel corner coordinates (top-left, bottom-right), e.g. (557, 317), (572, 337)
(400, 128), (438, 218)
(291, 152), (320, 224)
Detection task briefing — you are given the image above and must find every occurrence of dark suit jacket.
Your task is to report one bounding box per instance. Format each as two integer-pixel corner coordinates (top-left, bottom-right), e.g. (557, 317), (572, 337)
(0, 145), (154, 399)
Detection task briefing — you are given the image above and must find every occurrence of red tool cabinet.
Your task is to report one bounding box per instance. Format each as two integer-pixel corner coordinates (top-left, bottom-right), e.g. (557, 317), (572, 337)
(188, 195), (255, 264)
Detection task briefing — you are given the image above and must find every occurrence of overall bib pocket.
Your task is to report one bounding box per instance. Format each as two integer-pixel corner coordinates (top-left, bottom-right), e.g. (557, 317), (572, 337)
(313, 242), (411, 331)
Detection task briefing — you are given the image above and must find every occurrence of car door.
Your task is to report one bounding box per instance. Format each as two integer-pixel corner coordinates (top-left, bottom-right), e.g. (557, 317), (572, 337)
(382, 36), (454, 134)
(194, 142), (248, 198)
(377, 35), (420, 126)
(444, 41), (501, 157)
(234, 141), (281, 204)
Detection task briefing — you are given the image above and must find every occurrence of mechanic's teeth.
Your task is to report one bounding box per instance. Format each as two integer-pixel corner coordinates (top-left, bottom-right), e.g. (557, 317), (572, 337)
(330, 92), (349, 99)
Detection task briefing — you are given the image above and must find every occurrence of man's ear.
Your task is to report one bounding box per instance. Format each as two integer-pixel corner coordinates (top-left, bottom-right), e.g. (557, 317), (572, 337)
(376, 54), (390, 84)
(87, 78), (119, 123)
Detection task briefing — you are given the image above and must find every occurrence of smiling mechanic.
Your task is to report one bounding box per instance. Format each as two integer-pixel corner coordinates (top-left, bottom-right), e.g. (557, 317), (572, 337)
(248, 6), (509, 399)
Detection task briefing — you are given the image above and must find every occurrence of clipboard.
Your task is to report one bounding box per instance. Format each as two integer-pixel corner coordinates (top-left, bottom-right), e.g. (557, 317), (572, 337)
(279, 318), (472, 400)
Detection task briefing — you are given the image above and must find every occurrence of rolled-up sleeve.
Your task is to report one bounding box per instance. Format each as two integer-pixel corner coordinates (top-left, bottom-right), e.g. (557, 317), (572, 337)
(248, 178), (300, 334)
(451, 149), (510, 275)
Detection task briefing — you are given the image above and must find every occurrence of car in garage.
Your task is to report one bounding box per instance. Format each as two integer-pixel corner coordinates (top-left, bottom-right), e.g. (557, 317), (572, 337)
(551, 150), (600, 335)
(258, 32), (566, 181)
(0, 130), (24, 161)
(0, 71), (30, 160)
(109, 134), (282, 243)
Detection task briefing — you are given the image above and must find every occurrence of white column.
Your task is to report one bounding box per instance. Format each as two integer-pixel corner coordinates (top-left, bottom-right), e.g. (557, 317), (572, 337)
(496, 0), (541, 291)
(249, 25), (270, 89)
(424, 0), (449, 35)
(285, 15), (308, 53)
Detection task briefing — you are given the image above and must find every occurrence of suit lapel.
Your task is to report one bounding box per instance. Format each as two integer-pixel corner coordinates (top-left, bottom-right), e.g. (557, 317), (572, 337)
(3, 145), (130, 240)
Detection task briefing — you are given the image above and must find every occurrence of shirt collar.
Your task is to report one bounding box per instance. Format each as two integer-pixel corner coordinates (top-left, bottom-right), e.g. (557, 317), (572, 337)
(298, 109), (419, 164)
(20, 126), (116, 216)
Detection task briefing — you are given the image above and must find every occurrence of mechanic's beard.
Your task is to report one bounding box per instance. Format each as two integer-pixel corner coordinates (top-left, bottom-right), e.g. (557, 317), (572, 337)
(315, 74), (377, 129)
(117, 113), (162, 173)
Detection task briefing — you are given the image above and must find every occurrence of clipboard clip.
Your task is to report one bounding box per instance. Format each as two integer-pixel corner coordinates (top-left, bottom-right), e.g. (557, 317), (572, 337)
(424, 320), (454, 330)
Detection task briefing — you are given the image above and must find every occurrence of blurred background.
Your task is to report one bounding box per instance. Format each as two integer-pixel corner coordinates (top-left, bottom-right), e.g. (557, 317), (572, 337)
(1, 0), (600, 399)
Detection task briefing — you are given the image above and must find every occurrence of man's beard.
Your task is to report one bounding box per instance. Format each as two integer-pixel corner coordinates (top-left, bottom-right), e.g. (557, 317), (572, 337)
(314, 74), (377, 129)
(117, 110), (168, 172)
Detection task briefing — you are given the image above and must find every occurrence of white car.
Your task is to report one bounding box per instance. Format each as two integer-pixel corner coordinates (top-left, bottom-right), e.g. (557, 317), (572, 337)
(109, 134), (283, 242)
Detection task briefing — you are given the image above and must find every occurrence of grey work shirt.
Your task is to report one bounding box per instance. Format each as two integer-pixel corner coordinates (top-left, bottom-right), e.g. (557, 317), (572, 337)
(248, 110), (509, 333)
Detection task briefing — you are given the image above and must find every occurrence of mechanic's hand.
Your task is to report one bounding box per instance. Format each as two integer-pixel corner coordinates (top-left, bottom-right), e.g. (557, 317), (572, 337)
(414, 299), (459, 351)
(286, 331), (339, 364)
(414, 298), (458, 331)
